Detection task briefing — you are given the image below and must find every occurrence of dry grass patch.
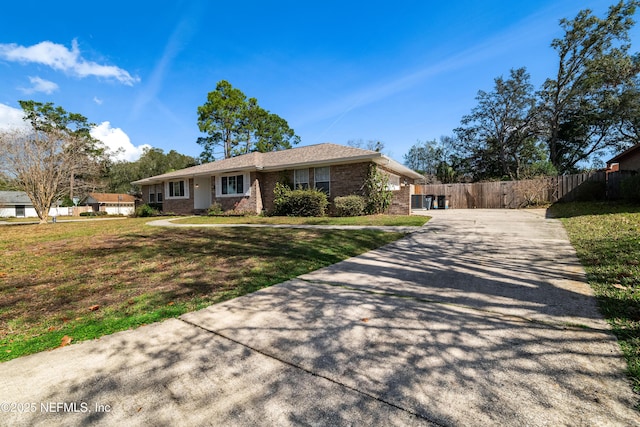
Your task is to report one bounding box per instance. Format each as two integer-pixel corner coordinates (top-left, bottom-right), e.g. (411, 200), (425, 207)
(0, 218), (404, 361)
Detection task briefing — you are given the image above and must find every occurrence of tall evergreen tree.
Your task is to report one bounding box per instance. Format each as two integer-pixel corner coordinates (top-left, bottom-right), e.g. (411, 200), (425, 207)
(197, 80), (299, 161)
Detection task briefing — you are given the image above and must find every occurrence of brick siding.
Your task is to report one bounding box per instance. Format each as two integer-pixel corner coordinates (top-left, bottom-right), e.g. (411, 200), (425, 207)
(140, 162), (415, 216)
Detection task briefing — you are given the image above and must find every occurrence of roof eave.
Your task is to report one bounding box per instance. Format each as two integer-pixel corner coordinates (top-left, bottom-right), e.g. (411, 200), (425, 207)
(607, 143), (640, 164)
(374, 156), (424, 180)
(259, 153), (382, 171)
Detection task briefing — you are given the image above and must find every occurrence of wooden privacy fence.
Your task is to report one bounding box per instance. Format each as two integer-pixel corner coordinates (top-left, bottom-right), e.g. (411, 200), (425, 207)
(413, 171), (626, 209)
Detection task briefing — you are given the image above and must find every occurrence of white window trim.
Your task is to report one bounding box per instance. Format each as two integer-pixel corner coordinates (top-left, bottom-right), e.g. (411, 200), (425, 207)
(215, 172), (251, 198)
(165, 179), (190, 199)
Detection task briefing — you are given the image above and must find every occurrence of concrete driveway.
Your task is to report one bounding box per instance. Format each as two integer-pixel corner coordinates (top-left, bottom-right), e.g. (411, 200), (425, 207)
(0, 209), (637, 426)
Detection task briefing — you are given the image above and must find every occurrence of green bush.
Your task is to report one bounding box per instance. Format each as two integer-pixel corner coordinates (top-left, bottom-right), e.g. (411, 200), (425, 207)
(272, 183), (328, 217)
(620, 174), (640, 201)
(333, 195), (366, 217)
(79, 211), (107, 217)
(133, 204), (159, 217)
(207, 202), (224, 216)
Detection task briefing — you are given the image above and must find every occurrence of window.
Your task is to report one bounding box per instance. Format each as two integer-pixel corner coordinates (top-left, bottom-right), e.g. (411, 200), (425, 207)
(149, 193), (156, 203)
(314, 167), (330, 194)
(387, 173), (401, 191)
(294, 169), (309, 189)
(157, 192), (163, 202)
(222, 174), (244, 195)
(165, 180), (188, 199)
(169, 180), (185, 197)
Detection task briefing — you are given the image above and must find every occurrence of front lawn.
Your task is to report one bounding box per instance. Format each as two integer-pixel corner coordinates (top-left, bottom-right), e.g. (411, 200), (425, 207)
(0, 218), (407, 361)
(549, 202), (640, 394)
(173, 214), (429, 227)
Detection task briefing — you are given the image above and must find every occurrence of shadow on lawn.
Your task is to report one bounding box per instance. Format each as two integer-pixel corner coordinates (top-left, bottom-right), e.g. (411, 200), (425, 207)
(0, 227), (396, 318)
(2, 212), (639, 425)
(546, 201), (640, 219)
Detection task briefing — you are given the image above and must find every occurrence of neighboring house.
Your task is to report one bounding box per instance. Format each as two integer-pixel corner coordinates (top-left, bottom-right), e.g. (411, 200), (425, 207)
(0, 191), (37, 218)
(86, 193), (136, 216)
(132, 143), (424, 215)
(0, 191), (83, 218)
(607, 143), (640, 172)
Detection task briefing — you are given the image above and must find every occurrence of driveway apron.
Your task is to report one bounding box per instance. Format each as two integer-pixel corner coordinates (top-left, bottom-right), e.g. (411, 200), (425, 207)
(0, 209), (638, 426)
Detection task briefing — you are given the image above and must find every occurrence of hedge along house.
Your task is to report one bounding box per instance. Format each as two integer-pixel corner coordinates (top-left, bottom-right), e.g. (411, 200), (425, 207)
(132, 143), (424, 215)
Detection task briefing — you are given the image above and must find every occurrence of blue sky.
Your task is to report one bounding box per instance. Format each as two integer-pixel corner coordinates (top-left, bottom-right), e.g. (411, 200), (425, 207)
(1, 1), (637, 164)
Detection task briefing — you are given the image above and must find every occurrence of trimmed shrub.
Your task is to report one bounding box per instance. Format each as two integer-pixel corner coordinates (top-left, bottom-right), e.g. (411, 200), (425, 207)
(133, 204), (159, 217)
(79, 211), (107, 217)
(272, 183), (328, 217)
(621, 174), (640, 201)
(207, 203), (224, 216)
(334, 195), (366, 217)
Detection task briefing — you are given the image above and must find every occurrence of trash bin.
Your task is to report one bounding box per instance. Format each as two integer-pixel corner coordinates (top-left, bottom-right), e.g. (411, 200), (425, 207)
(437, 195), (446, 210)
(425, 195), (432, 210)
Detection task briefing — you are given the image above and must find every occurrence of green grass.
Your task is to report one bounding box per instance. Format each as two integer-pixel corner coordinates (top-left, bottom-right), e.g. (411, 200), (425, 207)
(0, 218), (408, 361)
(548, 201), (640, 393)
(173, 214), (429, 227)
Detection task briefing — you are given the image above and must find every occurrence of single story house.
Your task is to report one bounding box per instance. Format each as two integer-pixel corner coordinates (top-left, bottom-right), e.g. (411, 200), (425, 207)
(0, 191), (37, 218)
(607, 143), (640, 172)
(132, 143), (424, 215)
(86, 193), (136, 216)
(0, 191), (67, 218)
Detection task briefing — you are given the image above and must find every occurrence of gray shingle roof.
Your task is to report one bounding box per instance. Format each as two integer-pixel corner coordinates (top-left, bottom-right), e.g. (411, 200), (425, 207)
(0, 191), (32, 205)
(132, 143), (422, 185)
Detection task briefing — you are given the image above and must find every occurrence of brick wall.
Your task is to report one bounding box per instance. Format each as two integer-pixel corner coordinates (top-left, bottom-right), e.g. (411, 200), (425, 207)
(330, 163), (369, 198)
(258, 170), (291, 213)
(163, 179), (194, 214)
(389, 183), (412, 215)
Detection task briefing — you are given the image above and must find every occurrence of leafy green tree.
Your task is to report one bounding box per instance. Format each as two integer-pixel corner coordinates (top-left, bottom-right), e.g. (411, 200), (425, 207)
(403, 139), (444, 176)
(404, 136), (462, 183)
(455, 68), (542, 180)
(0, 101), (106, 223)
(538, 0), (640, 173)
(0, 172), (17, 190)
(106, 147), (197, 194)
(613, 72), (640, 147)
(197, 80), (299, 161)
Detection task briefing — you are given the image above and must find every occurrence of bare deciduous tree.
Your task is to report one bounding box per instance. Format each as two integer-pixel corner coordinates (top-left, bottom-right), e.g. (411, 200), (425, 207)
(0, 102), (105, 223)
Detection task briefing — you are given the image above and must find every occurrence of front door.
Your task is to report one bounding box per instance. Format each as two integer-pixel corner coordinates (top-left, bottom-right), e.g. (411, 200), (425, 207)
(194, 177), (212, 210)
(15, 205), (25, 217)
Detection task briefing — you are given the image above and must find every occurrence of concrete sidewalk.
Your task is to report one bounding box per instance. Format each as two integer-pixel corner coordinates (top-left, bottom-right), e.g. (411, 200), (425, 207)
(0, 209), (637, 426)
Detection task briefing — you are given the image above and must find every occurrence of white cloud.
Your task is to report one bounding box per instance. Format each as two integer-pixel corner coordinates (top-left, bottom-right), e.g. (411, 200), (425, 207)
(0, 103), (28, 130)
(90, 121), (151, 162)
(0, 40), (140, 86)
(19, 76), (59, 94)
(93, 96), (103, 105)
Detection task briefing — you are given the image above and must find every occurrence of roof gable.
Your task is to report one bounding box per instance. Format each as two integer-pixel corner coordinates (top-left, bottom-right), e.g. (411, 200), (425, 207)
(607, 143), (640, 164)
